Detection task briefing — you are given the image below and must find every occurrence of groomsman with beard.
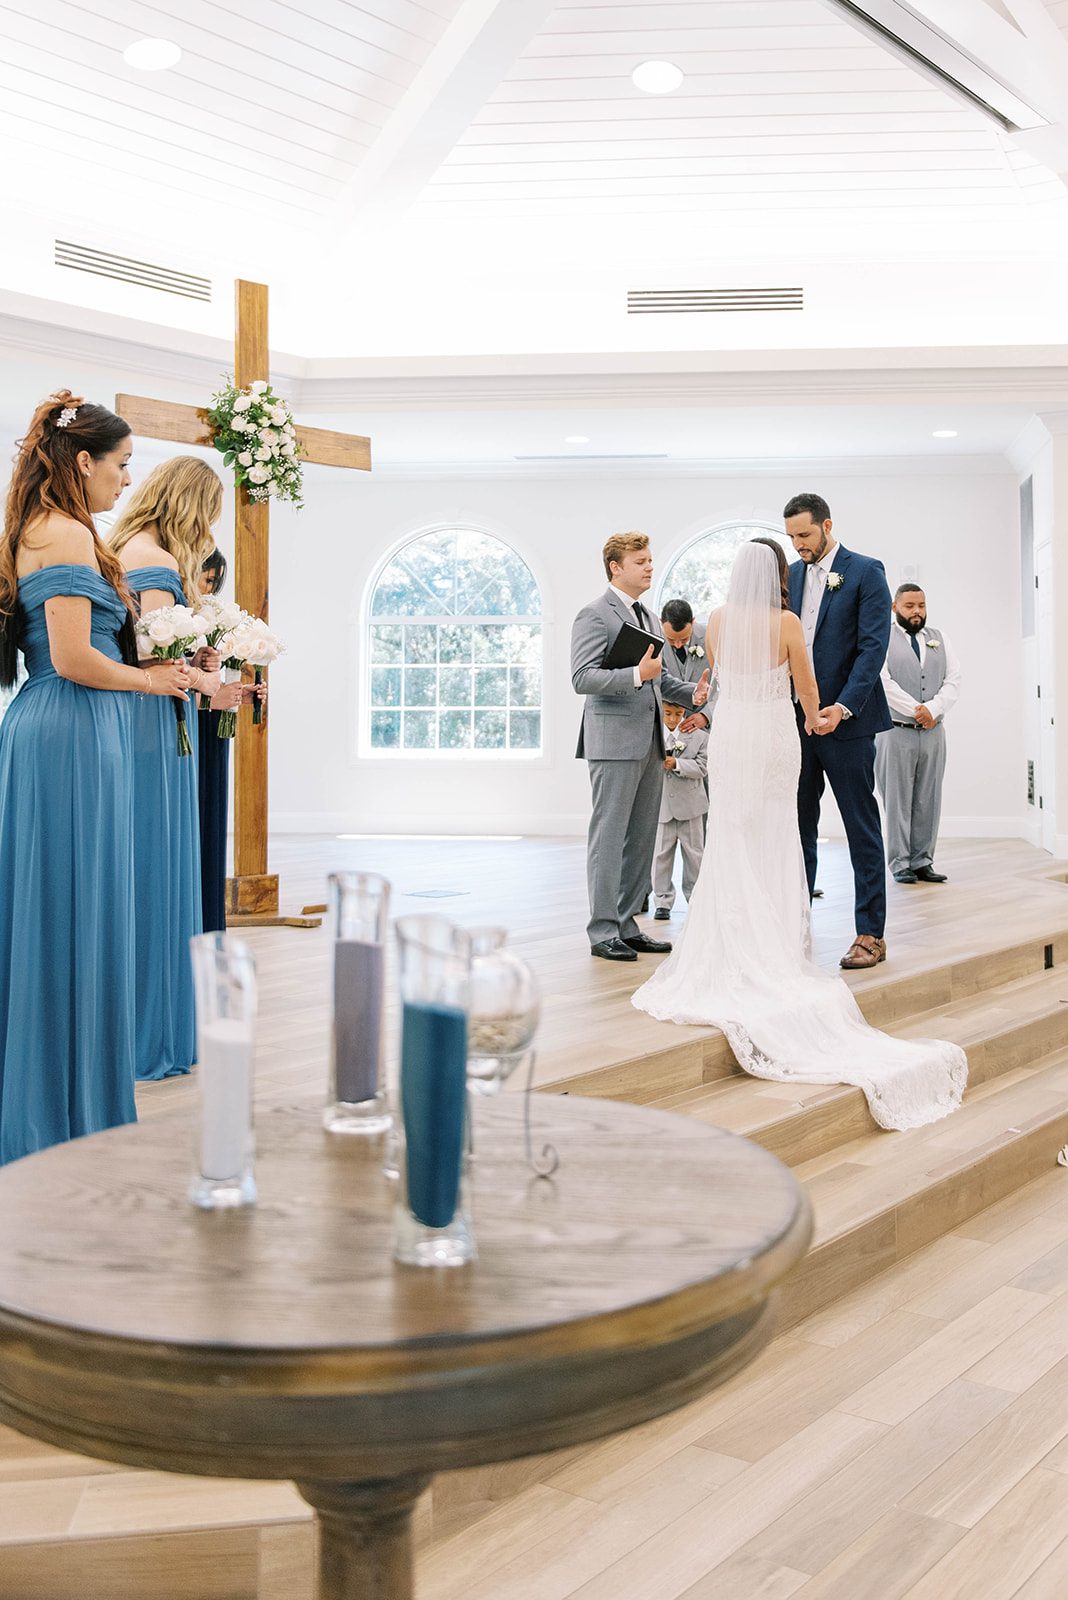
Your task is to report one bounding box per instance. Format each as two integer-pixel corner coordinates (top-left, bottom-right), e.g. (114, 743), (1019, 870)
(784, 493), (893, 971)
(876, 584), (961, 884)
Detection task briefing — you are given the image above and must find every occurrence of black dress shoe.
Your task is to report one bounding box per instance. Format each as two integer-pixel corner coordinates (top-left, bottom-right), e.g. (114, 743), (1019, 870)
(653, 907), (671, 921)
(623, 933), (673, 954)
(914, 866), (948, 883)
(893, 870), (918, 884)
(591, 938), (638, 962)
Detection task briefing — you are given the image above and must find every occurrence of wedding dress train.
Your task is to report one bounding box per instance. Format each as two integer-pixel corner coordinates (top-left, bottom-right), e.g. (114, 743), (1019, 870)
(632, 578), (966, 1132)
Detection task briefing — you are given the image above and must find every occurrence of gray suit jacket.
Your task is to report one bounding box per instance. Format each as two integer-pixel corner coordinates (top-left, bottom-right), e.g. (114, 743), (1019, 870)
(659, 726), (709, 822)
(572, 589), (698, 760)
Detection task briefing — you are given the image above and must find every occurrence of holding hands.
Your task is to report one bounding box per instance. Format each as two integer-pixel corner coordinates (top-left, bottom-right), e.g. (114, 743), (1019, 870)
(692, 668), (711, 708)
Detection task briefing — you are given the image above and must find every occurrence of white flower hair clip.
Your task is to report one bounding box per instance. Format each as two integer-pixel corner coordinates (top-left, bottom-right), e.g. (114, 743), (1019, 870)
(55, 406), (78, 429)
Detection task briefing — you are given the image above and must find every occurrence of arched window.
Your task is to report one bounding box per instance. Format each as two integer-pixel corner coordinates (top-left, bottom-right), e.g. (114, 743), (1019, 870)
(366, 528), (542, 755)
(657, 521), (791, 620)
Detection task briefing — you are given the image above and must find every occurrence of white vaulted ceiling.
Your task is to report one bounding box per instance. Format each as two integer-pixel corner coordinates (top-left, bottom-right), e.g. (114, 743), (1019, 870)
(421, 0), (1060, 224)
(2, 0), (1068, 355)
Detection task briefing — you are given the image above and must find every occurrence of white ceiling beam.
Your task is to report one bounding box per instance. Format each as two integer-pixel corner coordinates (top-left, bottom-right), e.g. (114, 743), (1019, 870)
(332, 0), (557, 226)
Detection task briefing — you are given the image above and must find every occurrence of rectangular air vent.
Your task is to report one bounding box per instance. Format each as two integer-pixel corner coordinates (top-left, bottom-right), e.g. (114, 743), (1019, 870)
(627, 288), (803, 315)
(55, 240), (211, 302)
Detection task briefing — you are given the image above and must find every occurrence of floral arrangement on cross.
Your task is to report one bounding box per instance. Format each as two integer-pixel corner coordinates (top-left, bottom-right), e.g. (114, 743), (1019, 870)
(206, 377), (305, 507)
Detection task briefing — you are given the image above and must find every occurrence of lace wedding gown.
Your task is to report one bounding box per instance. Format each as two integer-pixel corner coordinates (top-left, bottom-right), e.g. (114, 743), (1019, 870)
(632, 660), (967, 1131)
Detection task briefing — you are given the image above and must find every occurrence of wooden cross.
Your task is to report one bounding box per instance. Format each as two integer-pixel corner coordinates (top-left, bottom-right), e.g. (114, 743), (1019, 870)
(117, 280), (371, 927)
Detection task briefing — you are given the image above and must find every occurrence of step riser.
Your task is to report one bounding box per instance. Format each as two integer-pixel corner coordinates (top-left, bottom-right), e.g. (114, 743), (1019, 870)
(744, 1007), (1068, 1169)
(777, 1104), (1068, 1329)
(547, 935), (1068, 1104)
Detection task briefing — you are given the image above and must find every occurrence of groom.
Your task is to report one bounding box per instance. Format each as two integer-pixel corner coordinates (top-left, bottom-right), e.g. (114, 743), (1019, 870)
(572, 532), (708, 960)
(784, 493), (893, 970)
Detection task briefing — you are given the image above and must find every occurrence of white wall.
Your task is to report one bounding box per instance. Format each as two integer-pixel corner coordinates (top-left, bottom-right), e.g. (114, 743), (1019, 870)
(267, 466), (1023, 839)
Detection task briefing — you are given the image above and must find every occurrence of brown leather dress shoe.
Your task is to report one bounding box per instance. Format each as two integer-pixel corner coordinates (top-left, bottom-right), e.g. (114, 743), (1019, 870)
(840, 935), (887, 970)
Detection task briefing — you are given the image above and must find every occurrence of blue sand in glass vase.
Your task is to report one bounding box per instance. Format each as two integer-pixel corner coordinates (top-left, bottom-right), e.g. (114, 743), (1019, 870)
(401, 1001), (468, 1228)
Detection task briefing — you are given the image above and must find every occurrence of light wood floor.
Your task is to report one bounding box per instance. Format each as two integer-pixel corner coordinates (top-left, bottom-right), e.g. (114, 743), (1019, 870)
(2, 834), (1068, 1598)
(138, 832), (1068, 1118)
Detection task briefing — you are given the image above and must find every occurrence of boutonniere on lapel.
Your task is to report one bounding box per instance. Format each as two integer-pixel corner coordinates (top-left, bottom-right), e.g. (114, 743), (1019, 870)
(926, 637), (940, 651)
(669, 738), (686, 759)
(687, 643), (704, 659)
(826, 572), (844, 592)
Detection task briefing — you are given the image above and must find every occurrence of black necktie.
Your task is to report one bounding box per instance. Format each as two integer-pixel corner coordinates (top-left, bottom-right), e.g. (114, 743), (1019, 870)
(633, 600), (648, 631)
(910, 632), (921, 661)
(675, 645), (687, 668)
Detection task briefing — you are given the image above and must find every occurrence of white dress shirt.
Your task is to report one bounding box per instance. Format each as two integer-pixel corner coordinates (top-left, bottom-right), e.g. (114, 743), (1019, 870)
(800, 543), (838, 654)
(609, 583), (655, 689)
(881, 620), (961, 723)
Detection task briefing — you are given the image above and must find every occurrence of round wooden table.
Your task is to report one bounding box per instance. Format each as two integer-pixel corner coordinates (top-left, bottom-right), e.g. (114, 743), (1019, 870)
(0, 1097), (810, 1600)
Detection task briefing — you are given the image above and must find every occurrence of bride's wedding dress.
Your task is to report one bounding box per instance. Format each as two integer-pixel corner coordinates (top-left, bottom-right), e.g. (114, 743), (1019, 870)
(633, 548), (966, 1133)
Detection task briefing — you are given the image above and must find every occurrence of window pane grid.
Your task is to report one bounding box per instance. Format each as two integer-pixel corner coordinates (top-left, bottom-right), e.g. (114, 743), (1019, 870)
(367, 531), (542, 755)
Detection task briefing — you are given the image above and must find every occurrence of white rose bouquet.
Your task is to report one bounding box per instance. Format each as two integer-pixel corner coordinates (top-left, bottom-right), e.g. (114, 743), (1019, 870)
(207, 376), (304, 508)
(136, 604), (209, 756)
(194, 592), (245, 710)
(217, 616), (285, 738)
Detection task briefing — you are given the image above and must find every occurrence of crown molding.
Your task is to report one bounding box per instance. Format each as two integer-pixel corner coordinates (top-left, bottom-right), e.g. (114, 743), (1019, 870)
(369, 453), (1011, 480)
(0, 292), (1066, 422)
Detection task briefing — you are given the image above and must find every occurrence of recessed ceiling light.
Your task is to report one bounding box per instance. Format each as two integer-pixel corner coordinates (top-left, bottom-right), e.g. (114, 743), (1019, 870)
(932, 429), (958, 438)
(123, 38), (182, 71)
(631, 60), (684, 95)
(564, 434), (590, 444)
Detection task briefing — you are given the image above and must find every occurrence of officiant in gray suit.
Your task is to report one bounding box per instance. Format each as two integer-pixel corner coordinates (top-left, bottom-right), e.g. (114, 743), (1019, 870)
(875, 583), (961, 884)
(572, 532), (709, 961)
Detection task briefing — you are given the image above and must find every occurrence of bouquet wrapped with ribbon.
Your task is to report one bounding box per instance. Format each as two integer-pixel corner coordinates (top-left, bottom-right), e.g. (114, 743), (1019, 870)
(136, 604), (209, 756)
(217, 616), (285, 738)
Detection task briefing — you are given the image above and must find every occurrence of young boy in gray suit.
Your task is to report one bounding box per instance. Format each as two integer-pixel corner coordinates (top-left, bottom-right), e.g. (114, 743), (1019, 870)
(652, 701), (709, 918)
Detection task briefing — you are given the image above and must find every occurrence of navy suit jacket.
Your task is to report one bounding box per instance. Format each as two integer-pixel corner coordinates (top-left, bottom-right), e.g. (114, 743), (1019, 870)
(787, 545), (892, 741)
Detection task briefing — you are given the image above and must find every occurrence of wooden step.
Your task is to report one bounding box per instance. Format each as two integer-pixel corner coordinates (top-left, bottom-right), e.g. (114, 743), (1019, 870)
(778, 1048), (1068, 1328)
(653, 967), (1068, 1169)
(541, 929), (1068, 1103)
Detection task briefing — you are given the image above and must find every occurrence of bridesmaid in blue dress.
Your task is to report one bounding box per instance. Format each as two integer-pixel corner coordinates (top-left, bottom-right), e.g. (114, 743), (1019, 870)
(0, 391), (191, 1163)
(110, 457), (226, 1081)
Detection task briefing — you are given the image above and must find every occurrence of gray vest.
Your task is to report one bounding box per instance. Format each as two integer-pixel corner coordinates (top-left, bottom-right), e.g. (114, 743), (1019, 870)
(886, 625), (947, 724)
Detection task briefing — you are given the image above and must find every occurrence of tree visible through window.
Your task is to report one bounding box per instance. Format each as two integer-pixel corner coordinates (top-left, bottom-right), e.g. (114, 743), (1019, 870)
(657, 522), (790, 621)
(367, 529), (542, 754)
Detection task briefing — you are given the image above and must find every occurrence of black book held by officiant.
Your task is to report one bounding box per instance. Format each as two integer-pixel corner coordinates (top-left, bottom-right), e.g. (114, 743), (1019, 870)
(601, 622), (665, 671)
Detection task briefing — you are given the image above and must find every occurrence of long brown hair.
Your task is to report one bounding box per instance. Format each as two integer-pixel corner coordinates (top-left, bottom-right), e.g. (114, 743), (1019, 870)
(750, 536), (790, 610)
(0, 390), (136, 687)
(110, 456), (222, 605)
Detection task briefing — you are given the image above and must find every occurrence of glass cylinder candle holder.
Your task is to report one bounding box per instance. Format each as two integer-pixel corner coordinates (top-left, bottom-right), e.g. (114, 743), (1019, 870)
(325, 872), (392, 1136)
(393, 916), (474, 1268)
(188, 932), (257, 1210)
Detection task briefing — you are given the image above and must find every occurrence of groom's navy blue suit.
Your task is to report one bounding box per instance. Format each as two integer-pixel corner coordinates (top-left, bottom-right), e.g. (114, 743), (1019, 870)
(788, 546), (892, 938)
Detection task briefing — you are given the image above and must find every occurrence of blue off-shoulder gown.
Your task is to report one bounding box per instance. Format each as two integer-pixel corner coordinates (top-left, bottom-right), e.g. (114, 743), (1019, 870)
(127, 567), (202, 1080)
(0, 565), (138, 1163)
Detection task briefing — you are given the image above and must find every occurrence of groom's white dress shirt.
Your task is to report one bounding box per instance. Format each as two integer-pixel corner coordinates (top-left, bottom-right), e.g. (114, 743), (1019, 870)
(880, 620), (962, 722)
(800, 544), (837, 654)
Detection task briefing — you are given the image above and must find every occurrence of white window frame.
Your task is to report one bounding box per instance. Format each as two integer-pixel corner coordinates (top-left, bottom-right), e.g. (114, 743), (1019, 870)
(361, 526), (544, 763)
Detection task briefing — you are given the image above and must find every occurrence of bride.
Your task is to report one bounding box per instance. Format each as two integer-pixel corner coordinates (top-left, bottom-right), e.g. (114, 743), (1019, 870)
(632, 538), (966, 1131)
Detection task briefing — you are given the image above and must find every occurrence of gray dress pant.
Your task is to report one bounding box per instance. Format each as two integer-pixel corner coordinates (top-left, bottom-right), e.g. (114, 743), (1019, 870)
(653, 817), (705, 908)
(586, 735), (663, 944)
(875, 722), (947, 875)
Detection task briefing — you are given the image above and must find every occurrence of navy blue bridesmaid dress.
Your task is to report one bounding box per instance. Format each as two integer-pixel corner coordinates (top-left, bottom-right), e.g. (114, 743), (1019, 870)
(197, 705), (229, 933)
(0, 565), (138, 1163)
(126, 566), (202, 1080)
